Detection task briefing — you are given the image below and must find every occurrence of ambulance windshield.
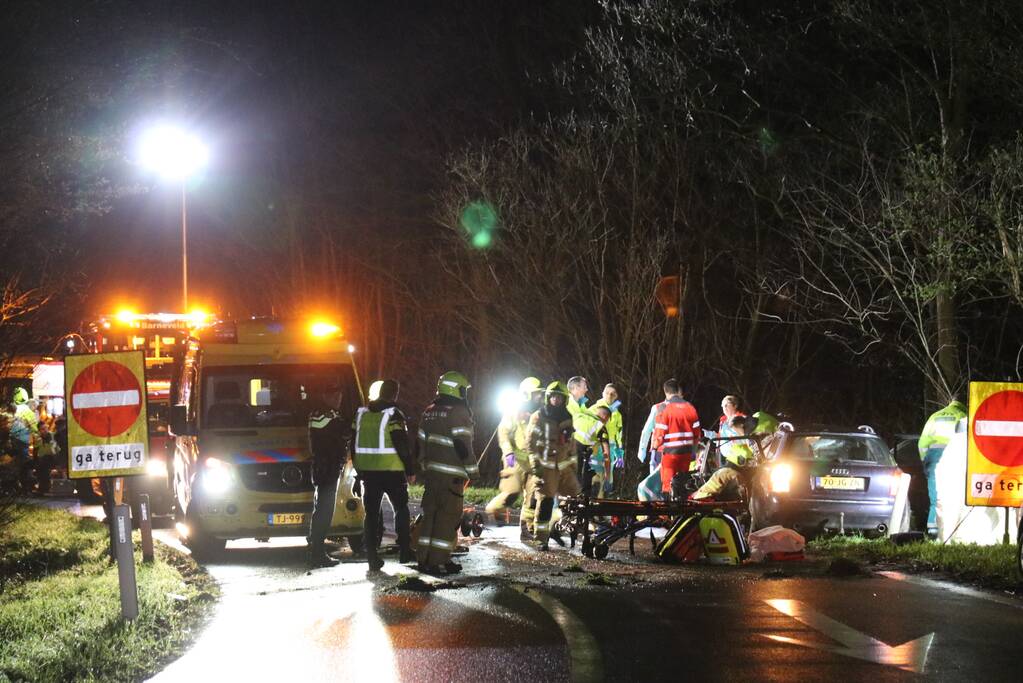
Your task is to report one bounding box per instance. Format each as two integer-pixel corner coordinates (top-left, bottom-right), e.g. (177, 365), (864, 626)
(202, 363), (357, 429)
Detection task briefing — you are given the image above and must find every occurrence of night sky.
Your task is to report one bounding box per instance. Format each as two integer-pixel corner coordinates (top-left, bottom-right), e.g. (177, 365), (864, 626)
(58, 1), (592, 314)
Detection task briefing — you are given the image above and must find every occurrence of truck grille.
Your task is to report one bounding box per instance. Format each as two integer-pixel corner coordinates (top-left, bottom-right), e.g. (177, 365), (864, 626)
(237, 462), (314, 493)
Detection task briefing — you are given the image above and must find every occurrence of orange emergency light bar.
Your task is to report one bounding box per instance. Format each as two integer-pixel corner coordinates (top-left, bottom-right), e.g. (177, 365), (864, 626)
(101, 310), (213, 330)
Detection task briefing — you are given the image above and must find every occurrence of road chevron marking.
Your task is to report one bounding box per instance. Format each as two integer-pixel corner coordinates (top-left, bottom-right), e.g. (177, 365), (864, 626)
(763, 599), (934, 674)
(512, 585), (603, 683)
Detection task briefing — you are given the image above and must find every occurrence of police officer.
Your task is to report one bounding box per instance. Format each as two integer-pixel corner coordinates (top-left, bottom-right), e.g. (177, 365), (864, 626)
(307, 380), (349, 568)
(352, 379), (415, 571)
(417, 371), (477, 575)
(528, 381), (580, 551)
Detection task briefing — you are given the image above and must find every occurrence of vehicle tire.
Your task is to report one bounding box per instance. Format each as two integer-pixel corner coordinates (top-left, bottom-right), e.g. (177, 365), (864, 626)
(182, 503), (225, 560)
(188, 534), (227, 560)
(594, 544), (609, 560)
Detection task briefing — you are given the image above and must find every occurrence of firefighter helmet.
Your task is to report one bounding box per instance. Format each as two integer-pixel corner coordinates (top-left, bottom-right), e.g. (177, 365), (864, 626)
(751, 411), (779, 435)
(437, 371), (471, 399)
(519, 376), (542, 397)
(721, 442), (755, 468)
(545, 380), (569, 398)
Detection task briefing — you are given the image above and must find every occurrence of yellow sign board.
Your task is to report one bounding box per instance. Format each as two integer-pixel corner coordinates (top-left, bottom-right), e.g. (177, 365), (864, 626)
(966, 381), (1023, 507)
(64, 351), (148, 479)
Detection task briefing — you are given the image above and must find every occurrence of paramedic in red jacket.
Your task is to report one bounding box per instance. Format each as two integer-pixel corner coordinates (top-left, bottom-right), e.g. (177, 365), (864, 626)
(650, 378), (701, 497)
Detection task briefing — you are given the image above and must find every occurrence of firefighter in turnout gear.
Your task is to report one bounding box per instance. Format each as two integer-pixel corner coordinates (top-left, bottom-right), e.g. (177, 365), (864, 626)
(416, 371), (477, 574)
(528, 381), (581, 551)
(307, 381), (349, 568)
(352, 379), (416, 571)
(485, 377), (542, 530)
(691, 415), (755, 501)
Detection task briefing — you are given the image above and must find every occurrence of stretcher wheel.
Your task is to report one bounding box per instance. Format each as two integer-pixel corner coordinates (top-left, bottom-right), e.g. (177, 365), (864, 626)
(594, 544), (609, 560)
(471, 513), (484, 537)
(581, 539), (594, 558)
(460, 516), (472, 537)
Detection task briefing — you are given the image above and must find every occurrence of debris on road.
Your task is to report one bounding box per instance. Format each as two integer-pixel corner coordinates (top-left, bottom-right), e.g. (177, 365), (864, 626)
(825, 557), (868, 577)
(582, 572), (617, 587)
(392, 574), (464, 592)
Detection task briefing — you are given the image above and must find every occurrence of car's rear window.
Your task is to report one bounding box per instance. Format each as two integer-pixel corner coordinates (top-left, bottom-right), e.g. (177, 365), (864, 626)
(783, 435), (894, 466)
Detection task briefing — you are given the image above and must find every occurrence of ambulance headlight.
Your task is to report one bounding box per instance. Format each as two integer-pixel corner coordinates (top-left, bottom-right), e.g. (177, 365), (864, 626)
(769, 463), (793, 493)
(146, 458), (167, 478)
(203, 457), (233, 495)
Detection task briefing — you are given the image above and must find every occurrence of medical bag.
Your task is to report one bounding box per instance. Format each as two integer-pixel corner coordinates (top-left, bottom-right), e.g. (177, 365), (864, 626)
(655, 513), (704, 563)
(698, 510), (749, 565)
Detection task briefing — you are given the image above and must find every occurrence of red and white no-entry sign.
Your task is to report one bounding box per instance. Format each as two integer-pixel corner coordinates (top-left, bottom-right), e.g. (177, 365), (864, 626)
(64, 350), (149, 479)
(972, 390), (1023, 468)
(70, 360), (143, 437)
(967, 381), (1023, 507)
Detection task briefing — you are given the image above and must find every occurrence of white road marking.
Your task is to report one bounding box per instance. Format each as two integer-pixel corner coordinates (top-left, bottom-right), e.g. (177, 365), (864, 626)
(764, 598), (934, 674)
(974, 420), (1023, 437)
(513, 585), (603, 683)
(879, 571), (1023, 610)
(72, 389), (140, 409)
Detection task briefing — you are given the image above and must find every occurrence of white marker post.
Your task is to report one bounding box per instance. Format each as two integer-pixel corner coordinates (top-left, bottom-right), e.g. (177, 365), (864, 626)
(113, 504), (139, 621)
(137, 493), (155, 563)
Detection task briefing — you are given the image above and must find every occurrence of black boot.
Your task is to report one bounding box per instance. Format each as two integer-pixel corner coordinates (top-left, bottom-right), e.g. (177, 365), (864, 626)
(308, 545), (340, 568)
(398, 546), (416, 564)
(443, 559), (462, 574)
(367, 553), (384, 571)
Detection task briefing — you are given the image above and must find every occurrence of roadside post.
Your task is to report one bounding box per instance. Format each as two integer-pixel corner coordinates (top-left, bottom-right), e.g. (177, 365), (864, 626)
(138, 493), (155, 562)
(113, 503), (139, 620)
(64, 350), (149, 619)
(966, 381), (1023, 544)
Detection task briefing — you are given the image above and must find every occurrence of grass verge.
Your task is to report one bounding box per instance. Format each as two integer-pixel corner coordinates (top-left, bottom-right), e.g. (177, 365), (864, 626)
(407, 484), (500, 507)
(808, 535), (1020, 592)
(0, 505), (218, 683)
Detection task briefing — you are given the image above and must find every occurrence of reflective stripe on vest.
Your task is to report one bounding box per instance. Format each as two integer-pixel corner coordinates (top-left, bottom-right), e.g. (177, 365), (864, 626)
(574, 415), (604, 445)
(354, 407), (403, 471)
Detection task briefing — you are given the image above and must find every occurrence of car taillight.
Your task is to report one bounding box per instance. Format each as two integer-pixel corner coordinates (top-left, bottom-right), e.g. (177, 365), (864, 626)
(890, 471), (903, 497)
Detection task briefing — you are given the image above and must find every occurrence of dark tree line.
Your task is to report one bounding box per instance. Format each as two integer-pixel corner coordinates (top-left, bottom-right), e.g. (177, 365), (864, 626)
(4, 1), (1023, 480)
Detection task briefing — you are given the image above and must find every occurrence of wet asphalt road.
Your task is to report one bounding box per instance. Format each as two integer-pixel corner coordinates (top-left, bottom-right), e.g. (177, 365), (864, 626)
(45, 499), (1023, 682)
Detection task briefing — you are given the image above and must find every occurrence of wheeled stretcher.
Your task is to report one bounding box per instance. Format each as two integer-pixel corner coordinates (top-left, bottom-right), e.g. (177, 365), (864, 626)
(557, 495), (747, 559)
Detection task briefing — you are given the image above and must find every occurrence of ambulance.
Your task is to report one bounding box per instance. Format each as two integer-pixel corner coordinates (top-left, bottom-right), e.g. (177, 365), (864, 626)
(168, 318), (366, 556)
